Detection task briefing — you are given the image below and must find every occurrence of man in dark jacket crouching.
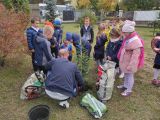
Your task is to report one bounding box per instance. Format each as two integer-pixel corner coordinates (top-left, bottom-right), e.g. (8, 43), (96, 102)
(44, 49), (84, 108)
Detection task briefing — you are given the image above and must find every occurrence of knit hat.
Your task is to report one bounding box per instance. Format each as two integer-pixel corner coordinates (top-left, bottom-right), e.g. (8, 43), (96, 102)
(72, 33), (80, 44)
(53, 17), (62, 26)
(66, 32), (72, 41)
(122, 20), (136, 33)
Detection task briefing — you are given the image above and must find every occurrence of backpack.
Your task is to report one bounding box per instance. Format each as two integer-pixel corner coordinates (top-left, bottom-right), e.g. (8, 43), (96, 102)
(97, 60), (116, 101)
(20, 71), (45, 100)
(81, 93), (107, 119)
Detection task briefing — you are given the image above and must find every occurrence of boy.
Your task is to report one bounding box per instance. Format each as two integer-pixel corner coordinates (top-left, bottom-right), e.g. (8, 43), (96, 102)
(80, 17), (94, 57)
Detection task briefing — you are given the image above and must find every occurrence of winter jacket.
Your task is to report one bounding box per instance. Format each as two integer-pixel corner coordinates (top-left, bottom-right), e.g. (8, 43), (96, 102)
(119, 35), (143, 73)
(45, 58), (84, 97)
(106, 38), (122, 67)
(53, 27), (63, 45)
(26, 27), (42, 50)
(34, 35), (53, 66)
(94, 33), (107, 60)
(80, 25), (94, 43)
(154, 40), (160, 65)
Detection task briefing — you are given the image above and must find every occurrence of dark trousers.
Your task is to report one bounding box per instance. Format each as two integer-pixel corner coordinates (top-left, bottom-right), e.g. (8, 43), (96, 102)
(31, 52), (37, 71)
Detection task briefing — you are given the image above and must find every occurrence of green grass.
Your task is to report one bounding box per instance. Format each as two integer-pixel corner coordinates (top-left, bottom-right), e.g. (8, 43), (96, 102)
(0, 24), (160, 120)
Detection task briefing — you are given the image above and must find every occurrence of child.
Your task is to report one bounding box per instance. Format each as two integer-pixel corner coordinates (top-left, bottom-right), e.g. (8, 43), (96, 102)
(80, 16), (94, 57)
(53, 18), (63, 45)
(106, 28), (122, 71)
(72, 33), (82, 60)
(94, 23), (107, 65)
(61, 32), (75, 61)
(117, 20), (144, 96)
(51, 18), (63, 58)
(151, 32), (160, 86)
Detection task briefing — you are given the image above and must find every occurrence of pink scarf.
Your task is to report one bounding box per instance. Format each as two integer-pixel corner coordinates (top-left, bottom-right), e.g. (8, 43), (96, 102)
(117, 32), (144, 69)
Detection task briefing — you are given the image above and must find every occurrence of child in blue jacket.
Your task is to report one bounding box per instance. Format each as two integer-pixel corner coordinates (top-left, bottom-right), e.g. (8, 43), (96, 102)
(61, 32), (74, 61)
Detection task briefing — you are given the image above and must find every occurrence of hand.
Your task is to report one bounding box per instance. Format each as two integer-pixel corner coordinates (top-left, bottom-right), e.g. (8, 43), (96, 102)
(107, 56), (112, 61)
(154, 48), (160, 52)
(30, 49), (35, 53)
(126, 66), (132, 71)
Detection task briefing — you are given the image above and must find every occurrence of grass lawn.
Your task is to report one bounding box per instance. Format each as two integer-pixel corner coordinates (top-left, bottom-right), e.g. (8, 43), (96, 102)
(0, 24), (160, 120)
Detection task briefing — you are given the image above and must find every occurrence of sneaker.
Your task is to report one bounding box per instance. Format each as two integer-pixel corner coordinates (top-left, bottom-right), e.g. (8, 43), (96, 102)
(121, 91), (132, 97)
(117, 85), (126, 90)
(59, 101), (69, 109)
(119, 73), (124, 78)
(152, 79), (160, 87)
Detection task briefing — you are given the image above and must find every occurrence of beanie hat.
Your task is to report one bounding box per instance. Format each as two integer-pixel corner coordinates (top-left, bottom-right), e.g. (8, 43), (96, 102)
(72, 33), (80, 43)
(53, 17), (62, 26)
(66, 32), (72, 41)
(122, 20), (136, 33)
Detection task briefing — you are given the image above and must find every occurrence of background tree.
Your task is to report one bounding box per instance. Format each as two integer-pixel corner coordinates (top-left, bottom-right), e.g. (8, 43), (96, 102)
(97, 0), (116, 20)
(89, 0), (99, 15)
(77, 0), (90, 9)
(123, 0), (157, 11)
(45, 0), (57, 21)
(3, 0), (30, 14)
(0, 4), (28, 67)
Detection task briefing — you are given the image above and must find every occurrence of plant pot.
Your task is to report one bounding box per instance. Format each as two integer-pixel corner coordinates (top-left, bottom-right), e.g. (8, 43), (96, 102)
(28, 105), (50, 120)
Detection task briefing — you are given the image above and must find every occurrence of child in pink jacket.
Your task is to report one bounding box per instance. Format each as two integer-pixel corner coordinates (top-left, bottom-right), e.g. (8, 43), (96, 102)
(117, 20), (144, 96)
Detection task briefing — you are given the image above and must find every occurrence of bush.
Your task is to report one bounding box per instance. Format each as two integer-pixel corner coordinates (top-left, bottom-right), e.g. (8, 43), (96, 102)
(78, 10), (97, 27)
(3, 0), (30, 14)
(0, 4), (29, 67)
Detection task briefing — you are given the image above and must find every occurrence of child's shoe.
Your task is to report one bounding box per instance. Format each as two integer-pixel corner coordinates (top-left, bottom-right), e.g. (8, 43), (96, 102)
(119, 73), (124, 78)
(59, 100), (69, 108)
(151, 79), (160, 87)
(121, 90), (132, 97)
(117, 85), (126, 90)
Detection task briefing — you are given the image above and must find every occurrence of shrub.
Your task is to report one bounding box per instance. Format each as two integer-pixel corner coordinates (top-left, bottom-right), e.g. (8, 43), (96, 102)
(0, 4), (29, 67)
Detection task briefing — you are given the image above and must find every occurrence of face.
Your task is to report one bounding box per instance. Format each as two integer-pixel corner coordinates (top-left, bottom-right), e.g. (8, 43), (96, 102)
(84, 19), (90, 26)
(33, 20), (39, 28)
(123, 32), (130, 37)
(45, 30), (53, 39)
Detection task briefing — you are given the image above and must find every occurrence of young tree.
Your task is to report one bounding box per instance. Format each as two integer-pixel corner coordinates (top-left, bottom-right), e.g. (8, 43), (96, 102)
(3, 0), (30, 14)
(45, 0), (57, 21)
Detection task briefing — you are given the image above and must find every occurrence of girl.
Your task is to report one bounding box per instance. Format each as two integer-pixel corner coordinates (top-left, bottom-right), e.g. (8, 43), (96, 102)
(94, 23), (107, 65)
(106, 28), (122, 72)
(151, 32), (160, 86)
(117, 20), (144, 96)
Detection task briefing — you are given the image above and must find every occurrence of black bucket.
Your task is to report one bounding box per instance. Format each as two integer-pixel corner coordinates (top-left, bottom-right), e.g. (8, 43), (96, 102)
(28, 105), (50, 120)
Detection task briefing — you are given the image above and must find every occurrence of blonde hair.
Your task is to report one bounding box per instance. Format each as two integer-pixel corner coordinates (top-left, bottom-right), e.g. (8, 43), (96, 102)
(43, 25), (54, 36)
(97, 23), (106, 37)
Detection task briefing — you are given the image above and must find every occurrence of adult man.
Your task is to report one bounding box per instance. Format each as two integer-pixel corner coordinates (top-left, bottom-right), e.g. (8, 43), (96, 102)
(34, 25), (53, 73)
(26, 18), (42, 71)
(44, 49), (84, 108)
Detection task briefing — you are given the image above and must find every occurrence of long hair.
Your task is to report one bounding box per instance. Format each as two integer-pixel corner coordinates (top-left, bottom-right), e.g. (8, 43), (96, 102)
(97, 23), (106, 39)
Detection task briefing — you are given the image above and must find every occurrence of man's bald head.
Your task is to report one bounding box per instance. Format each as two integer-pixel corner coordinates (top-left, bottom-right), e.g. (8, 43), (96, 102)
(59, 49), (69, 59)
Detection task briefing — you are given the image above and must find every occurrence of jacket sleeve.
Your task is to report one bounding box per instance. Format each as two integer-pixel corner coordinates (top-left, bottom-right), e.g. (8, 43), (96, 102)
(75, 65), (84, 87)
(45, 60), (52, 70)
(26, 29), (34, 50)
(96, 34), (107, 47)
(43, 42), (53, 62)
(106, 42), (110, 57)
(90, 27), (94, 43)
(58, 29), (63, 44)
(80, 26), (83, 37)
(111, 42), (122, 61)
(127, 48), (141, 70)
